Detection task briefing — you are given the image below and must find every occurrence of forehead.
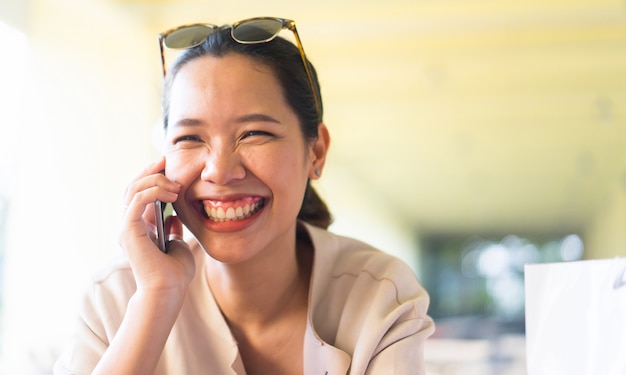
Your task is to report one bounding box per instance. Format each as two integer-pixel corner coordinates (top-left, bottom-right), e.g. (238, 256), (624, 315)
(170, 53), (283, 98)
(167, 53), (291, 120)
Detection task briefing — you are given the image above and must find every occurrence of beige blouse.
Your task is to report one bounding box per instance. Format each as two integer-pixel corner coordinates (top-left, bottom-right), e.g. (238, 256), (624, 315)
(54, 222), (435, 374)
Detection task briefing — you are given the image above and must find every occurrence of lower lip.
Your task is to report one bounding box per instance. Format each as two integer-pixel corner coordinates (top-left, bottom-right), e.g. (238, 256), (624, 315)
(201, 205), (264, 232)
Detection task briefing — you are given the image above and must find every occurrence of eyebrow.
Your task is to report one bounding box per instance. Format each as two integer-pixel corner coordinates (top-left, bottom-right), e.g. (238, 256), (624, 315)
(235, 113), (281, 124)
(171, 113), (281, 128)
(171, 118), (205, 128)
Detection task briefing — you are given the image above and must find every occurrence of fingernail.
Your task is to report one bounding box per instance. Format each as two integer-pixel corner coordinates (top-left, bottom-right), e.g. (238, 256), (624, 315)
(168, 234), (184, 242)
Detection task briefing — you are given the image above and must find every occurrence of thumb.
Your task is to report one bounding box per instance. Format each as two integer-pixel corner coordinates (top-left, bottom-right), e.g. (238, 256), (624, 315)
(165, 215), (184, 242)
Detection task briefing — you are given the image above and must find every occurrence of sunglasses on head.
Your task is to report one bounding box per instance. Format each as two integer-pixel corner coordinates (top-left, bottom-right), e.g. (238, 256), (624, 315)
(158, 17), (321, 119)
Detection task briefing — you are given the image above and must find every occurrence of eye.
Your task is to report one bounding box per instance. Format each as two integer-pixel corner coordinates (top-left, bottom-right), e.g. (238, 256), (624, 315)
(174, 135), (203, 144)
(169, 134), (205, 149)
(239, 130), (275, 144)
(242, 130), (272, 139)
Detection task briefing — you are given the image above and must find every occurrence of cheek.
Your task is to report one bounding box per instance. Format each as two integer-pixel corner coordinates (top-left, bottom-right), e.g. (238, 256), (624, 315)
(250, 145), (309, 178)
(164, 151), (204, 184)
(258, 148), (310, 201)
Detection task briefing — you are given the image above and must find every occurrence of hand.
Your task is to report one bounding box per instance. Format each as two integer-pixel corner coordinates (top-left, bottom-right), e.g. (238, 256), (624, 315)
(119, 157), (195, 294)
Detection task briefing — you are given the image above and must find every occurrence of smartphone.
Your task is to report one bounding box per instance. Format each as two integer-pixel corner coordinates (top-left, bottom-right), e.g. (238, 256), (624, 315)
(154, 200), (167, 253)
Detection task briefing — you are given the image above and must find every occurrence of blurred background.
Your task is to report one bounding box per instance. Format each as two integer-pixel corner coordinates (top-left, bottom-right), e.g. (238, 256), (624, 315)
(1, 0), (625, 373)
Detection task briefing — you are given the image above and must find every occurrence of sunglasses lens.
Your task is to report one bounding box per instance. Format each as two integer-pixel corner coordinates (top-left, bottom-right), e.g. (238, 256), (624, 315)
(164, 25), (215, 49)
(233, 19), (282, 42)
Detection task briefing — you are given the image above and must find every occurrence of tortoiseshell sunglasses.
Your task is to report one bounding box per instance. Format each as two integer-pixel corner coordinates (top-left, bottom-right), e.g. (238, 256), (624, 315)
(158, 16), (321, 119)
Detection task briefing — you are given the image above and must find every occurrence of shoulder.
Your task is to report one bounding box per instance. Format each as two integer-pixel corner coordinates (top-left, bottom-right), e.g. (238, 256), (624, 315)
(88, 253), (136, 298)
(75, 253), (136, 330)
(305, 223), (430, 319)
(304, 223), (434, 357)
(91, 253), (133, 283)
(306, 223), (421, 295)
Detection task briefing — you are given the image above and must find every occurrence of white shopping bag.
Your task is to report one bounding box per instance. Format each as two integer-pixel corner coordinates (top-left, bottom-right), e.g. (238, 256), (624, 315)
(525, 258), (626, 375)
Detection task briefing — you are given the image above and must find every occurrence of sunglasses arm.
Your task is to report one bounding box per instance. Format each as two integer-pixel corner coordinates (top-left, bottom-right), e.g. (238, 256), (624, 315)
(158, 34), (167, 77)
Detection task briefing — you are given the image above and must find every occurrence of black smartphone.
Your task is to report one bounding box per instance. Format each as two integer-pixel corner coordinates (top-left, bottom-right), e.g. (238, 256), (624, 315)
(154, 200), (167, 253)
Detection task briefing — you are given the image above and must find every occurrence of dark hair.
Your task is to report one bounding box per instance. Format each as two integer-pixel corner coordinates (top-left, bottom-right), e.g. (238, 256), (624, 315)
(162, 27), (332, 229)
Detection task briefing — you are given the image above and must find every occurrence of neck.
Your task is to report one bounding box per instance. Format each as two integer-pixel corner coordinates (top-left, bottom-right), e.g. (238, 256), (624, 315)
(205, 229), (313, 329)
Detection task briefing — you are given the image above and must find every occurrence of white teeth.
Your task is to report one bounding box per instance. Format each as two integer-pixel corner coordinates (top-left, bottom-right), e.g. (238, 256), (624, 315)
(226, 207), (236, 219)
(204, 200), (263, 222)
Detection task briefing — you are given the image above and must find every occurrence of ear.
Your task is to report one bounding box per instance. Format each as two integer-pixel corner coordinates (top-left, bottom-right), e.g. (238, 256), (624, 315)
(309, 123), (330, 180)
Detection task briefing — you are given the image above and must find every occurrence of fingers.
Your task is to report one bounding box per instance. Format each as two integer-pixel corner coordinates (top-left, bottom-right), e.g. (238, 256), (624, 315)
(122, 158), (181, 222)
(126, 177), (180, 210)
(124, 157), (180, 203)
(119, 157), (181, 253)
(123, 157), (166, 203)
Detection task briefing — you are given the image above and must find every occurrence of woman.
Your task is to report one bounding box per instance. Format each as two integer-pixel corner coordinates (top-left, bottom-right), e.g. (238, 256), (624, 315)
(54, 17), (434, 375)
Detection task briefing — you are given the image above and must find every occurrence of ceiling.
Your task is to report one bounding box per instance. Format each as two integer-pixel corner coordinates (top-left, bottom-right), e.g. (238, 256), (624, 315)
(117, 0), (626, 236)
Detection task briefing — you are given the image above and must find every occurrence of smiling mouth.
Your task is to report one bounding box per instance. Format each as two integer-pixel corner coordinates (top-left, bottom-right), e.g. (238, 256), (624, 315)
(202, 197), (266, 222)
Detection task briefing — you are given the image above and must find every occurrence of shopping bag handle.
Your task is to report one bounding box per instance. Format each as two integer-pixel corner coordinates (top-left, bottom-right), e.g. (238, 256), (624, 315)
(614, 265), (626, 290)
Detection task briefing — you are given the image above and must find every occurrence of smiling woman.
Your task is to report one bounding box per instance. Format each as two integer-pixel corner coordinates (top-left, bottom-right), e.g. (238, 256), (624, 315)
(53, 18), (435, 375)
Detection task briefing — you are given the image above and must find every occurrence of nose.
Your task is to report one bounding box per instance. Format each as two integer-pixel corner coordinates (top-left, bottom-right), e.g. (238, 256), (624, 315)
(200, 148), (246, 185)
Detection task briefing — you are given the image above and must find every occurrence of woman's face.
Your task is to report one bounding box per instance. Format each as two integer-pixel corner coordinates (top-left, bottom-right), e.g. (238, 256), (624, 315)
(164, 53), (322, 263)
